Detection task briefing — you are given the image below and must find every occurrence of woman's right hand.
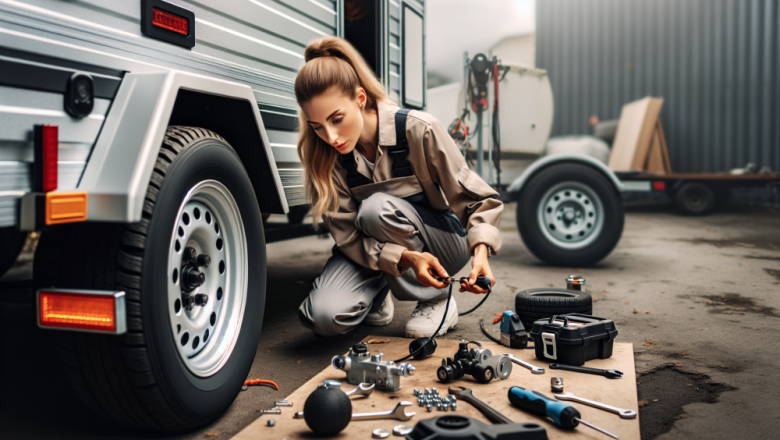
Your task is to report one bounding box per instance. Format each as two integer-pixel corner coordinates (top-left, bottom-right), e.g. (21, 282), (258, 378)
(399, 250), (449, 289)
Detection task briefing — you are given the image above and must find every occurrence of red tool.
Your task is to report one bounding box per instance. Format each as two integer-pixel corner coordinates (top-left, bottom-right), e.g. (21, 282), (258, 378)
(243, 379), (279, 390)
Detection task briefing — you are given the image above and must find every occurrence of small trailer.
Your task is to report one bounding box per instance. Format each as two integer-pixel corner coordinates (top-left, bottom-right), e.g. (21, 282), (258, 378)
(617, 172), (780, 215)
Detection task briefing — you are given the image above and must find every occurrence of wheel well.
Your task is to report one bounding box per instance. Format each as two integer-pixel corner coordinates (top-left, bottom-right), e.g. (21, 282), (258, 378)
(168, 89), (284, 214)
(511, 160), (621, 199)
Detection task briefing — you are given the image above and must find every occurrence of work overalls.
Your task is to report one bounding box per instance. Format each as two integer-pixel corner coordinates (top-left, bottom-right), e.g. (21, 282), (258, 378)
(298, 104), (502, 337)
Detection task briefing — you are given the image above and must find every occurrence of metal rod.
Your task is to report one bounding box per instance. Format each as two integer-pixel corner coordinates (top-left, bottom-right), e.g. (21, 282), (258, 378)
(487, 51), (493, 185)
(576, 418), (619, 439)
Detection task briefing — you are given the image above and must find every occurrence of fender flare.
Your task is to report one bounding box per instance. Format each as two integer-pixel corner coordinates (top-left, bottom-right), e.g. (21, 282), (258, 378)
(506, 153), (628, 197)
(78, 71), (288, 222)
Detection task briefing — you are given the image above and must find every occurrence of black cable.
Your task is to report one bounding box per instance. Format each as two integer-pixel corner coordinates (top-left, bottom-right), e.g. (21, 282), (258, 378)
(479, 316), (501, 344)
(393, 279), (492, 363)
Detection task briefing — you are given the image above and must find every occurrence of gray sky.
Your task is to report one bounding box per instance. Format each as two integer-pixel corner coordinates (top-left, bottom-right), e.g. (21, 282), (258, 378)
(426, 0), (535, 84)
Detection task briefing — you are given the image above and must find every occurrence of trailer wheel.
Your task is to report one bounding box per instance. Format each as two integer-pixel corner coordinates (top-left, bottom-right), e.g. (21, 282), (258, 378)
(674, 182), (715, 215)
(33, 127), (266, 432)
(517, 163), (624, 266)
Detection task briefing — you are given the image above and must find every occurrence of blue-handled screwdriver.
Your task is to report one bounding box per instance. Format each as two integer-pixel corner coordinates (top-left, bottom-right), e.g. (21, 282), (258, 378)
(508, 386), (619, 439)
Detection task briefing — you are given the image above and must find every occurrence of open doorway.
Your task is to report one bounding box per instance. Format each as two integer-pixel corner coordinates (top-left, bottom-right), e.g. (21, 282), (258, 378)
(344, 0), (383, 80)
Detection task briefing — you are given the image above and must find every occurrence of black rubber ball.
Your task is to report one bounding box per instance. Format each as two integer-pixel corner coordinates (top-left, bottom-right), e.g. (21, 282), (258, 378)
(303, 386), (352, 436)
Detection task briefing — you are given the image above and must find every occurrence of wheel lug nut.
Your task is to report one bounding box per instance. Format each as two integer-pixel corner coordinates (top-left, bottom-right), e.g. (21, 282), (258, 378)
(182, 266), (205, 291)
(182, 293), (194, 308)
(194, 294), (209, 306)
(197, 254), (211, 267)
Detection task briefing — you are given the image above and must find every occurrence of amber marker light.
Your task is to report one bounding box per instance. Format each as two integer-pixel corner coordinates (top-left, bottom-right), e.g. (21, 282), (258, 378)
(37, 290), (127, 334)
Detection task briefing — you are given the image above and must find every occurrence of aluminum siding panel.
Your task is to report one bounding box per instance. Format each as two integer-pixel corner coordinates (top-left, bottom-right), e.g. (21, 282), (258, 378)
(537, 0), (779, 203)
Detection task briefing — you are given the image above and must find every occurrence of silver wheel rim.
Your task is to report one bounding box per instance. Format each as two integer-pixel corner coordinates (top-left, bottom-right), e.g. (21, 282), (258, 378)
(167, 180), (248, 377)
(537, 181), (605, 250)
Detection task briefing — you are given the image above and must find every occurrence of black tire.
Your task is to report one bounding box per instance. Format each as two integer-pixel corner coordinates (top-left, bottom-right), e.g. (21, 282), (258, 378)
(0, 227), (27, 278)
(516, 163), (624, 266)
(674, 182), (716, 215)
(33, 127), (266, 432)
(515, 288), (592, 331)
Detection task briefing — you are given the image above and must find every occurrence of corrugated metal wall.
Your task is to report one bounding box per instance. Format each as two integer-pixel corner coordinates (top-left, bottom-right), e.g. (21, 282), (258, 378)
(537, 0), (779, 203)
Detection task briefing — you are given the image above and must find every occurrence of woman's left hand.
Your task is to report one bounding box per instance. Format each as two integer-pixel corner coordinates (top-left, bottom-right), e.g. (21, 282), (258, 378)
(460, 244), (496, 294)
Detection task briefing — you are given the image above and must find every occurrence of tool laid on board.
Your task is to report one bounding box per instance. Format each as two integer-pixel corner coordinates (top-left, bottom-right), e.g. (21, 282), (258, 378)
(508, 386), (619, 439)
(554, 392), (637, 419)
(551, 377), (564, 393)
(295, 401), (416, 422)
(344, 382), (375, 397)
(332, 342), (416, 391)
(406, 415), (548, 440)
(550, 363), (624, 379)
(301, 380), (352, 436)
(448, 386), (514, 425)
(242, 378), (278, 390)
(437, 341), (513, 383)
(530, 314), (618, 365)
(502, 353), (545, 374)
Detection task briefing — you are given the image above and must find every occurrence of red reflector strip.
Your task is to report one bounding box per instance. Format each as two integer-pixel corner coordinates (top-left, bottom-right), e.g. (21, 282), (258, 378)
(39, 291), (116, 332)
(152, 7), (189, 35)
(41, 124), (58, 193)
(652, 181), (666, 191)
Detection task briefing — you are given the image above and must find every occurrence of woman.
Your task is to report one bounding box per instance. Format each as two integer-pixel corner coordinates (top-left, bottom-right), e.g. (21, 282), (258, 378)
(296, 37), (503, 338)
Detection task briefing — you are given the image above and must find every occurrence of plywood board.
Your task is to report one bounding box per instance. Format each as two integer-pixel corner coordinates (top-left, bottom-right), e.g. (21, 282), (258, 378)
(232, 337), (639, 440)
(609, 97), (664, 172)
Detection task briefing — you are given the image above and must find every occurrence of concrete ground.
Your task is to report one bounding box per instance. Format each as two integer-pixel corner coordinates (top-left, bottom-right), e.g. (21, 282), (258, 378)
(1, 201), (778, 439)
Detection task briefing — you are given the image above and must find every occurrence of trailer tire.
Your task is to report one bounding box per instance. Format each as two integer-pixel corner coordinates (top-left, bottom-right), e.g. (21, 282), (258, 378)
(33, 127), (266, 432)
(515, 287), (593, 331)
(517, 163), (623, 266)
(674, 182), (715, 215)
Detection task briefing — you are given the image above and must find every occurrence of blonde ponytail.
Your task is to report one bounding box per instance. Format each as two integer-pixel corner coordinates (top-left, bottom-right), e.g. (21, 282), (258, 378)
(295, 37), (394, 226)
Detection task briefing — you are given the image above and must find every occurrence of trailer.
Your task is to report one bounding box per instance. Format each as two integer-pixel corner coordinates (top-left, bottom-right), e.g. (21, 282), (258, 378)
(0, 0), (426, 431)
(617, 172), (780, 215)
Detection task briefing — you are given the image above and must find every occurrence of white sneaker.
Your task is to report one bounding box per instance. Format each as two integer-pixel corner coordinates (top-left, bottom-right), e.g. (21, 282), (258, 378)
(363, 294), (394, 326)
(404, 297), (458, 338)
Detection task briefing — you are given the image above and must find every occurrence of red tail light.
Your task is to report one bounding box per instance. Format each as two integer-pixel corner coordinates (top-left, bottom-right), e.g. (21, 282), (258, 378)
(652, 181), (666, 191)
(152, 7), (189, 35)
(34, 124), (58, 193)
(38, 289), (126, 334)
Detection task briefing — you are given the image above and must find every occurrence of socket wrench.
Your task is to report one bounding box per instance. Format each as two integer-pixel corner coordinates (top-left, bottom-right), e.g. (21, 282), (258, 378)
(554, 392), (637, 419)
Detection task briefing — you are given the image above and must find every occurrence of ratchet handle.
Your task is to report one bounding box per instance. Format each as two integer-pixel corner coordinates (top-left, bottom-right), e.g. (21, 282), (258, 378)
(508, 386), (580, 429)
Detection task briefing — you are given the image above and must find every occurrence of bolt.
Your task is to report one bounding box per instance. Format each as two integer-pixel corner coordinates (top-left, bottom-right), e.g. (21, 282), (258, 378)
(413, 388), (420, 396)
(267, 419), (275, 427)
(194, 294), (208, 306)
(451, 402), (457, 411)
(426, 404), (432, 412)
(181, 266), (205, 291)
(432, 387), (438, 395)
(197, 254), (211, 267)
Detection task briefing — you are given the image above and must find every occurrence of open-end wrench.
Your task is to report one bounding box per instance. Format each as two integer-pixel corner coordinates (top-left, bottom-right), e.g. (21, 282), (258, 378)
(448, 386), (513, 424)
(345, 383), (375, 398)
(293, 401), (415, 421)
(503, 354), (545, 374)
(554, 392), (637, 419)
(549, 363), (623, 379)
(351, 401), (416, 421)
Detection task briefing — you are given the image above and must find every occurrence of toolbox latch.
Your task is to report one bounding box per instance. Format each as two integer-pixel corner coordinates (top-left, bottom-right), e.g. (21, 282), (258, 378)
(541, 332), (557, 360)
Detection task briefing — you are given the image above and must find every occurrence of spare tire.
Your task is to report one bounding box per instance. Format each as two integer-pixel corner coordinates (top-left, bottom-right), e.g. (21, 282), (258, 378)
(515, 288), (592, 331)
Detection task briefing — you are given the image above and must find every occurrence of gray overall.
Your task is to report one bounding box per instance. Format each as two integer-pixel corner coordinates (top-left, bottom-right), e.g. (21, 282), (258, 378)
(298, 110), (471, 336)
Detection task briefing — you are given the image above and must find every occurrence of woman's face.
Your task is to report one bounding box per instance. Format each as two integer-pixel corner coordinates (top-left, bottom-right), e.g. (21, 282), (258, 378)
(301, 87), (366, 155)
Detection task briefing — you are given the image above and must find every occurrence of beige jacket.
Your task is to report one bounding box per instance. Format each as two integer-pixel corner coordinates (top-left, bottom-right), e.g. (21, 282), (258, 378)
(323, 101), (503, 277)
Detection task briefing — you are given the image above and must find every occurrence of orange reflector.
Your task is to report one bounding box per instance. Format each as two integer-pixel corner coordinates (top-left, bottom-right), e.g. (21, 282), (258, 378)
(46, 191), (87, 225)
(152, 7), (189, 35)
(652, 181), (666, 191)
(39, 291), (117, 332)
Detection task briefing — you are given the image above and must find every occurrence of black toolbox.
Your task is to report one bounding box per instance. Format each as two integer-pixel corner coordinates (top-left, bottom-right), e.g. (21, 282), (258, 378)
(529, 313), (618, 366)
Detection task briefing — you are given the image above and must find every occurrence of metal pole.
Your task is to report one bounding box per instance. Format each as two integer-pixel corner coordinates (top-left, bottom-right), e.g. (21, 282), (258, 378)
(487, 51), (493, 185)
(476, 111), (483, 177)
(463, 51), (469, 163)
